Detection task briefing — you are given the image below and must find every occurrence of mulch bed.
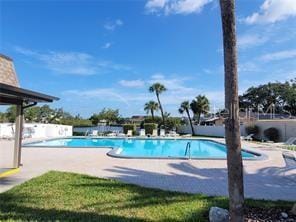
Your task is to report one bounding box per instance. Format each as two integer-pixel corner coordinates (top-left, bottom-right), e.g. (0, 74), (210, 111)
(244, 206), (296, 222)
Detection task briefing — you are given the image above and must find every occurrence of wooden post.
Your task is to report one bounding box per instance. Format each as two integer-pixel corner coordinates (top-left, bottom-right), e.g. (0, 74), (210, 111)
(13, 104), (23, 168)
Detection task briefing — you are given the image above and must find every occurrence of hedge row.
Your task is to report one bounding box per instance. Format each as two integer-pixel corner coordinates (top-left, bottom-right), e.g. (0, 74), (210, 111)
(123, 124), (136, 135)
(143, 123), (158, 135)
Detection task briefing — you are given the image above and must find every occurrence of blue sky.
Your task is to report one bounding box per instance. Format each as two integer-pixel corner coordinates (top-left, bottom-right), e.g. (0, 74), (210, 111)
(1, 0), (296, 117)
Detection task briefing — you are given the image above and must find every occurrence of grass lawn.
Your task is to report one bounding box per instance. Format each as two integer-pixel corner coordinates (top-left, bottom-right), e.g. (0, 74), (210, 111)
(0, 171), (293, 221)
(286, 145), (296, 151)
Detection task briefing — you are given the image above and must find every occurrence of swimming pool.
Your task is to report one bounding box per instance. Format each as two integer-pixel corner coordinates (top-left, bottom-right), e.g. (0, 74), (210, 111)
(24, 137), (259, 159)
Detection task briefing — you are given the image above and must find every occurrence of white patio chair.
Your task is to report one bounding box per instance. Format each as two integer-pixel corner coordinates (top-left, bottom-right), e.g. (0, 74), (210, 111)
(152, 129), (158, 137)
(107, 132), (116, 137)
(160, 129), (165, 137)
(168, 130), (180, 137)
(241, 134), (254, 141)
(285, 137), (296, 145)
(127, 130), (133, 137)
(89, 130), (98, 136)
(139, 129), (146, 137)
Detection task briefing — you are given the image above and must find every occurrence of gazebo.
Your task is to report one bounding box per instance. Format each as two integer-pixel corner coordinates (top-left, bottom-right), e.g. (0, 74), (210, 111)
(0, 54), (59, 169)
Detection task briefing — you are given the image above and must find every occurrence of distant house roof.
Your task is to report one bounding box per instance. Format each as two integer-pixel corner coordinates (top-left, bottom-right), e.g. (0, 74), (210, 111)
(0, 54), (59, 105)
(131, 115), (147, 119)
(204, 117), (220, 122)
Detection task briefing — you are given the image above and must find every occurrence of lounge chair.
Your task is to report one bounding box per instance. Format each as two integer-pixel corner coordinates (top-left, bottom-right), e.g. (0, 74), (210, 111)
(152, 129), (158, 137)
(89, 130), (98, 136)
(285, 137), (296, 145)
(167, 131), (180, 137)
(182, 134), (192, 138)
(116, 132), (126, 137)
(22, 127), (34, 139)
(127, 130), (133, 137)
(160, 129), (165, 137)
(107, 132), (116, 137)
(241, 134), (254, 141)
(139, 129), (146, 137)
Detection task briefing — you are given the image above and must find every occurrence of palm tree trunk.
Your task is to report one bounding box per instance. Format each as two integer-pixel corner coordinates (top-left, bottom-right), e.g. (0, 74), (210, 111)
(151, 109), (154, 120)
(186, 109), (195, 135)
(156, 93), (165, 127)
(197, 113), (201, 125)
(220, 0), (244, 221)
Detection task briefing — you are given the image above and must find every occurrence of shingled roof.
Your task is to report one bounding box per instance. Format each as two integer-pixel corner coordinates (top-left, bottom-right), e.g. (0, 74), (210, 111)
(0, 53), (59, 105)
(0, 54), (20, 87)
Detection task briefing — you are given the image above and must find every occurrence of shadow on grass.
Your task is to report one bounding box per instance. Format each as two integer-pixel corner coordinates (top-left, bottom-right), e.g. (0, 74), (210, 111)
(0, 204), (145, 222)
(0, 171), (225, 222)
(1, 158), (295, 222)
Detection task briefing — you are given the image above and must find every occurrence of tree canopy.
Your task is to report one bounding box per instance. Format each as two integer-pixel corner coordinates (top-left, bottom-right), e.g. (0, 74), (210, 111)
(190, 95), (210, 123)
(89, 108), (121, 125)
(239, 79), (296, 116)
(0, 105), (92, 127)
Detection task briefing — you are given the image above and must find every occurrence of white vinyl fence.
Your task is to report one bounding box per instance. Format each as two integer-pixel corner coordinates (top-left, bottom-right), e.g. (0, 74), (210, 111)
(74, 126), (123, 134)
(178, 125), (225, 137)
(0, 123), (73, 139)
(177, 120), (296, 142)
(253, 120), (296, 142)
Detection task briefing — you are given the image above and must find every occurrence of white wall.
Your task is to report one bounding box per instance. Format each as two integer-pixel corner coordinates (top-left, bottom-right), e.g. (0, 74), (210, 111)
(253, 120), (296, 142)
(0, 123), (73, 138)
(178, 125), (226, 137)
(178, 120), (296, 142)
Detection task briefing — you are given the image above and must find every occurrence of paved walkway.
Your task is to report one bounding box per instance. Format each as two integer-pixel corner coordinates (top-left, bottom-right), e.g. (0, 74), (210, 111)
(0, 138), (295, 201)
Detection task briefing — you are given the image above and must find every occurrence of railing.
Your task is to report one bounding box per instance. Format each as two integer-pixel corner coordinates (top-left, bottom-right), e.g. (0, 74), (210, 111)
(184, 141), (191, 159)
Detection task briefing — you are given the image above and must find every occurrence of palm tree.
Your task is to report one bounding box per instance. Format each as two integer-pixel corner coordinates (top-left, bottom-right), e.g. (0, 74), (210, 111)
(144, 101), (159, 120)
(220, 0), (244, 221)
(179, 101), (195, 135)
(190, 95), (210, 124)
(149, 83), (167, 126)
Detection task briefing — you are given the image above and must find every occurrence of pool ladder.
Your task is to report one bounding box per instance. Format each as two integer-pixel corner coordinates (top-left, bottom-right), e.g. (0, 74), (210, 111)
(185, 142), (191, 159)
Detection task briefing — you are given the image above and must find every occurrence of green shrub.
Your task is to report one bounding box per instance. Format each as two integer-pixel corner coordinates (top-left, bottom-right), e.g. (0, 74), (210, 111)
(264, 127), (280, 142)
(245, 124), (260, 136)
(123, 124), (136, 135)
(73, 131), (84, 136)
(165, 117), (181, 131)
(144, 123), (158, 135)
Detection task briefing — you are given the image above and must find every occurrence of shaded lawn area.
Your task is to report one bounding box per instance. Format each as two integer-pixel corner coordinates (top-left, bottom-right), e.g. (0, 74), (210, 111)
(0, 171), (293, 221)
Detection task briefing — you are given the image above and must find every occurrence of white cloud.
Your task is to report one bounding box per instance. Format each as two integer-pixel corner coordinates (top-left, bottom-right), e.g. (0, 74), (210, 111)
(102, 42), (112, 49)
(104, 19), (123, 31)
(145, 0), (212, 15)
(151, 73), (165, 79)
(237, 34), (268, 49)
(238, 62), (261, 73)
(244, 0), (296, 24)
(115, 19), (123, 26)
(119, 80), (145, 88)
(145, 0), (167, 11)
(64, 72), (225, 115)
(148, 73), (194, 93)
(260, 49), (296, 61)
(14, 46), (131, 75)
(64, 88), (131, 106)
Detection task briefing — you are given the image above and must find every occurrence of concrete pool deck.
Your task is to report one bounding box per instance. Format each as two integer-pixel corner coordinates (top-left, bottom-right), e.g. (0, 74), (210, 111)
(0, 137), (295, 201)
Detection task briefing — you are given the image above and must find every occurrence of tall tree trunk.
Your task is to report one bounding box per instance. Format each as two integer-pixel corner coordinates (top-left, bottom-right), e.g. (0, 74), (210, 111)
(220, 0), (244, 221)
(186, 109), (195, 135)
(156, 93), (165, 127)
(151, 109), (154, 120)
(197, 113), (201, 125)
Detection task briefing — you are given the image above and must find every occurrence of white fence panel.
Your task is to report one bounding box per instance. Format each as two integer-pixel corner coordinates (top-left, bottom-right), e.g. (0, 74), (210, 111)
(178, 120), (296, 142)
(0, 123), (72, 139)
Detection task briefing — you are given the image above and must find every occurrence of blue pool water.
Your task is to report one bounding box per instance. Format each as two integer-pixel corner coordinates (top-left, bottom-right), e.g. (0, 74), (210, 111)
(25, 138), (258, 159)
